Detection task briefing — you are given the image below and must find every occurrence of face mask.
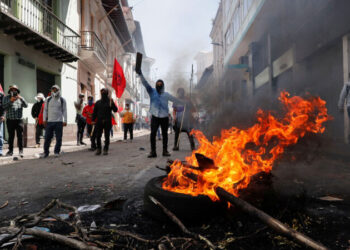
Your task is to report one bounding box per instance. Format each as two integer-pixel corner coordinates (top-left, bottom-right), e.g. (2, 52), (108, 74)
(156, 85), (162, 93)
(101, 92), (108, 99)
(52, 91), (59, 97)
(88, 100), (93, 106)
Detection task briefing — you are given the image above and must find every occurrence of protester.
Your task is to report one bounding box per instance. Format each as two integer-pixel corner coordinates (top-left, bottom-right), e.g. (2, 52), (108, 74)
(31, 93), (45, 147)
(121, 103), (135, 142)
(92, 88), (118, 155)
(136, 68), (181, 158)
(173, 88), (196, 151)
(41, 85), (67, 158)
(0, 85), (5, 156)
(2, 85), (28, 157)
(74, 93), (86, 145)
(82, 95), (96, 151)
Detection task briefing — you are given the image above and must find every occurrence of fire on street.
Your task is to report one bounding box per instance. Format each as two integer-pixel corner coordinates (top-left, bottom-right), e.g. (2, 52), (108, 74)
(1, 0), (350, 249)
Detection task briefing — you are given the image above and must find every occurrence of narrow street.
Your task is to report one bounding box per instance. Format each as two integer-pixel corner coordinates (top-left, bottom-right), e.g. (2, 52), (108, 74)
(0, 133), (193, 220)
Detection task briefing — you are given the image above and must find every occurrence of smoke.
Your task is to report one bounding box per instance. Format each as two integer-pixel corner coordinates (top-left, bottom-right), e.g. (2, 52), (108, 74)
(163, 46), (198, 96)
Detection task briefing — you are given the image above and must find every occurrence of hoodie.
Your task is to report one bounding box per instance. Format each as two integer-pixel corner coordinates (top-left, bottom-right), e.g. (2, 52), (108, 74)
(139, 74), (180, 118)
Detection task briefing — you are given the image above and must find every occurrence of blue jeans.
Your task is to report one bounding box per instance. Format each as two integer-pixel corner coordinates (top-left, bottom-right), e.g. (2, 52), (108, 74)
(0, 122), (3, 155)
(44, 122), (63, 155)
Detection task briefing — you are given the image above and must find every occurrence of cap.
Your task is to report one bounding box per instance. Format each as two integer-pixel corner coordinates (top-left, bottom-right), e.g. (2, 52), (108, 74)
(35, 93), (45, 101)
(51, 84), (60, 91)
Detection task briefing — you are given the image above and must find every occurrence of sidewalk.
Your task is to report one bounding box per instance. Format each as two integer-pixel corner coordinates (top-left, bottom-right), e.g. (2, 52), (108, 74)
(0, 129), (150, 165)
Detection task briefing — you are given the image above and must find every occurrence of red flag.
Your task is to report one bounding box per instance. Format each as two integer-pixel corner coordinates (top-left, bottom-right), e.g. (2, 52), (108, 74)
(0, 84), (3, 94)
(112, 58), (126, 98)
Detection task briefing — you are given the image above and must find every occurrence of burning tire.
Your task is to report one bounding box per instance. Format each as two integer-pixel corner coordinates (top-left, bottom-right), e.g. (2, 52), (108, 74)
(144, 175), (222, 222)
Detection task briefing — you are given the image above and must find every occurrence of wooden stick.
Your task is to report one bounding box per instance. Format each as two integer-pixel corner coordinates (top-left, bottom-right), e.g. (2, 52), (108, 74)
(149, 196), (216, 250)
(0, 227), (100, 250)
(215, 187), (328, 250)
(176, 104), (186, 148)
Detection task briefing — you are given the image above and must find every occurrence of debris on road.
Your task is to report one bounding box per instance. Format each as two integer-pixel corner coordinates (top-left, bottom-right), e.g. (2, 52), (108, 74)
(0, 201), (8, 209)
(318, 196), (343, 202)
(77, 204), (101, 213)
(103, 196), (127, 210)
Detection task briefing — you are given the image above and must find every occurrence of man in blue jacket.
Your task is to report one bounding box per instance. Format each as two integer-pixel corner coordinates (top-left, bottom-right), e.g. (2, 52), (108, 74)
(136, 69), (181, 158)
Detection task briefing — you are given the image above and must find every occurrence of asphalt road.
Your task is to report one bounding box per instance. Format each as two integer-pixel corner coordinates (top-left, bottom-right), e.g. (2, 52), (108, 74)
(0, 132), (193, 220)
(1, 132), (350, 222)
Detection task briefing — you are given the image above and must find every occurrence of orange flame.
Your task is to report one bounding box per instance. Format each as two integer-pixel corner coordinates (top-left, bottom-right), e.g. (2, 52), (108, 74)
(162, 92), (331, 201)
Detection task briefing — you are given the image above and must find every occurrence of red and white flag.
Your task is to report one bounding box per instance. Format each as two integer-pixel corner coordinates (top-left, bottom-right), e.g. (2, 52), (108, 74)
(112, 58), (126, 98)
(0, 84), (4, 94)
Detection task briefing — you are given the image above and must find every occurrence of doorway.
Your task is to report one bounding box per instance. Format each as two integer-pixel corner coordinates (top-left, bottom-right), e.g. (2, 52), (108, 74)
(37, 69), (55, 96)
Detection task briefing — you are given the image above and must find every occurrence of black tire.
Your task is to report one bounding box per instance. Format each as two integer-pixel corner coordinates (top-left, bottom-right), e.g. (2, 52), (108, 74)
(144, 175), (222, 222)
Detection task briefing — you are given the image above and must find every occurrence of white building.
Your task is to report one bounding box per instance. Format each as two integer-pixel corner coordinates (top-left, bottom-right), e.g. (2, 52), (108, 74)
(194, 51), (213, 84)
(0, 0), (80, 144)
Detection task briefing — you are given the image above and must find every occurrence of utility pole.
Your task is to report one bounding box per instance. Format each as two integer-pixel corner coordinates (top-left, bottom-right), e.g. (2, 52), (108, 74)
(190, 64), (194, 101)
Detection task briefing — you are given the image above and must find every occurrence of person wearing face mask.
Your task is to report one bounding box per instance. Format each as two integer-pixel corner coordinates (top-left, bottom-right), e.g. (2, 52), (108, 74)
(2, 85), (28, 157)
(40, 85), (67, 158)
(172, 88), (196, 151)
(136, 69), (182, 158)
(120, 103), (135, 142)
(74, 93), (86, 146)
(92, 88), (118, 155)
(31, 93), (45, 148)
(82, 95), (96, 150)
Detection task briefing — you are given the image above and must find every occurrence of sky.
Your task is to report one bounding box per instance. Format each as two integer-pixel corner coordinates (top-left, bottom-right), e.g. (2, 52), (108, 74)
(130, 0), (219, 85)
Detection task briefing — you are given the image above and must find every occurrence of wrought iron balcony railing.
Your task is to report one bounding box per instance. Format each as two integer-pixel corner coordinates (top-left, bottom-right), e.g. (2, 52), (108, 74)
(80, 31), (107, 65)
(0, 0), (80, 57)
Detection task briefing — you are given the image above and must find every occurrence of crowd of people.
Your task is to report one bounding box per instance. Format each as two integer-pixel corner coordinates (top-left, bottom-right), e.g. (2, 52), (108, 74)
(0, 84), (123, 158)
(0, 75), (198, 159)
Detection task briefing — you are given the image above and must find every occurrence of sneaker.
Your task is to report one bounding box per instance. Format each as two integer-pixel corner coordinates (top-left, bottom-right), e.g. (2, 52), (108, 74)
(39, 153), (49, 158)
(123, 140), (127, 143)
(103, 149), (108, 155)
(89, 147), (96, 151)
(162, 151), (171, 157)
(147, 151), (157, 158)
(54, 153), (60, 158)
(80, 141), (87, 145)
(19, 150), (24, 158)
(6, 151), (13, 157)
(95, 148), (102, 155)
(35, 144), (40, 148)
(172, 147), (179, 151)
(76, 142), (80, 146)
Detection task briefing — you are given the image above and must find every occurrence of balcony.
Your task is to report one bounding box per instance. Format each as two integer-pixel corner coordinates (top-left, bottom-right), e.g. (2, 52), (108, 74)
(79, 31), (107, 73)
(0, 0), (80, 62)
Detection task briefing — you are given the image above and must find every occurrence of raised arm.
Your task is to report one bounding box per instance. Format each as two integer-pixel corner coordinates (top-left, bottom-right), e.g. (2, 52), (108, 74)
(138, 73), (153, 95)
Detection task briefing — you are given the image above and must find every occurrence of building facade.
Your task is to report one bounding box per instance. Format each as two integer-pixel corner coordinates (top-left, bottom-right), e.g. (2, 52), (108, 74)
(0, 0), (80, 145)
(0, 0), (151, 145)
(194, 51), (213, 84)
(210, 0), (224, 85)
(212, 0), (350, 150)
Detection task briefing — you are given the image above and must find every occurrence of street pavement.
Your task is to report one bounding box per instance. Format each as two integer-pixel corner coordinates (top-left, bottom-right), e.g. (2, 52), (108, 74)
(1, 129), (350, 221)
(0, 130), (193, 220)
